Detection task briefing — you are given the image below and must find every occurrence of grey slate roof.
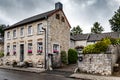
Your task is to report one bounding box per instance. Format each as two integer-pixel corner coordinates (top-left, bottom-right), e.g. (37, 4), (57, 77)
(71, 32), (120, 41)
(5, 9), (60, 30)
(88, 32), (120, 42)
(71, 34), (89, 41)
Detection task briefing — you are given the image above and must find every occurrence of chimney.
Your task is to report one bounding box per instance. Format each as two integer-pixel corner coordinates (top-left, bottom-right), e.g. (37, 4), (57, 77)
(55, 2), (63, 10)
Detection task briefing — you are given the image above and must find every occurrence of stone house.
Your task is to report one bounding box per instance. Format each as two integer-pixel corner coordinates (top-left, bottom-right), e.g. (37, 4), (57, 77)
(70, 32), (120, 48)
(4, 2), (70, 69)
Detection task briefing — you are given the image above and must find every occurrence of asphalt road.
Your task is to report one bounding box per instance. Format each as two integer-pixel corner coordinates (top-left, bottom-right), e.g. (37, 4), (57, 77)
(0, 69), (77, 80)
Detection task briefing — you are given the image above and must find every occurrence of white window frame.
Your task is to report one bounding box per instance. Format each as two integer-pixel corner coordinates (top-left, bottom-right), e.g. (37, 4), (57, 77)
(28, 26), (32, 35)
(37, 23), (43, 34)
(37, 42), (43, 54)
(7, 31), (10, 39)
(13, 29), (17, 38)
(20, 27), (24, 37)
(28, 43), (32, 50)
(53, 44), (60, 53)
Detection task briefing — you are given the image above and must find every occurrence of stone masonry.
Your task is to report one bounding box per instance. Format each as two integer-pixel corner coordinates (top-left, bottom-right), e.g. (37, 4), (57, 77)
(78, 54), (112, 76)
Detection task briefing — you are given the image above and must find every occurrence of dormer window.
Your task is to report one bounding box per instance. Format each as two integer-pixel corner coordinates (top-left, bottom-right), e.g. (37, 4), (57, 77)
(56, 14), (60, 19)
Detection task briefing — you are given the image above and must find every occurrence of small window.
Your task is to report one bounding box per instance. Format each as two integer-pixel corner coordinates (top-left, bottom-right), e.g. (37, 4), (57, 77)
(28, 43), (32, 54)
(13, 45), (16, 55)
(28, 26), (32, 35)
(13, 30), (16, 38)
(61, 16), (65, 22)
(7, 45), (10, 56)
(53, 44), (59, 53)
(56, 14), (60, 19)
(37, 23), (43, 34)
(20, 27), (24, 36)
(7, 31), (10, 39)
(37, 42), (43, 54)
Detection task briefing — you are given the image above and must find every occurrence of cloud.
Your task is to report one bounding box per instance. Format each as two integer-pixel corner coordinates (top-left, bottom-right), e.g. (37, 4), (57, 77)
(0, 0), (119, 33)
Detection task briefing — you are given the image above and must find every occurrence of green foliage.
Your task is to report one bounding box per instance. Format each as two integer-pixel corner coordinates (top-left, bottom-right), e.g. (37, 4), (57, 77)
(68, 49), (78, 64)
(83, 44), (96, 54)
(0, 52), (4, 58)
(116, 38), (120, 44)
(60, 51), (67, 64)
(101, 37), (111, 45)
(109, 38), (117, 45)
(109, 7), (120, 32)
(0, 24), (7, 37)
(71, 25), (83, 35)
(83, 39), (110, 54)
(91, 22), (104, 34)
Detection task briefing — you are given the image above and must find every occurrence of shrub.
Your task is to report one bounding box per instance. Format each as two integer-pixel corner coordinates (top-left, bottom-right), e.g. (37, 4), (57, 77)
(101, 37), (111, 45)
(83, 44), (96, 54)
(95, 41), (108, 52)
(117, 38), (120, 44)
(12, 61), (17, 67)
(83, 40), (110, 54)
(0, 52), (4, 58)
(68, 49), (78, 64)
(109, 38), (117, 45)
(61, 51), (67, 64)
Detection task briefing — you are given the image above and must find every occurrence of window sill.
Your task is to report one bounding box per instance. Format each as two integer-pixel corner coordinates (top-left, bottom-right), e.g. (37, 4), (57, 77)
(28, 34), (33, 37)
(13, 37), (17, 39)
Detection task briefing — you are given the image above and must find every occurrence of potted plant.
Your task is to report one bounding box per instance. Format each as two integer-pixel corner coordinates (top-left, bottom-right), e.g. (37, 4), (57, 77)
(37, 50), (42, 55)
(53, 50), (59, 54)
(28, 50), (32, 55)
(13, 51), (16, 55)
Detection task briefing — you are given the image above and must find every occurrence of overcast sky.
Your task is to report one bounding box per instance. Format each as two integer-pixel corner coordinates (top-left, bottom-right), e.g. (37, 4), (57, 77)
(0, 0), (120, 33)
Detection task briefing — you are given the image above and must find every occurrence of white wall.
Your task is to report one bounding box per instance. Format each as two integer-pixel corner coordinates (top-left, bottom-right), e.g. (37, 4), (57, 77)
(75, 40), (87, 47)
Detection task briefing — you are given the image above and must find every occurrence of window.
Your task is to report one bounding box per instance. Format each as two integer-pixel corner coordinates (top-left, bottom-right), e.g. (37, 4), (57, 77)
(28, 26), (32, 35)
(53, 44), (59, 53)
(37, 42), (43, 54)
(61, 16), (65, 22)
(37, 24), (43, 34)
(7, 45), (10, 56)
(13, 45), (16, 55)
(20, 27), (24, 36)
(28, 43), (32, 53)
(7, 31), (10, 39)
(56, 14), (60, 19)
(13, 30), (16, 38)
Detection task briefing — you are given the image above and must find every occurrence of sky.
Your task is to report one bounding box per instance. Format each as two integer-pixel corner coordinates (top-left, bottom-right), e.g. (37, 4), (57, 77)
(0, 0), (120, 33)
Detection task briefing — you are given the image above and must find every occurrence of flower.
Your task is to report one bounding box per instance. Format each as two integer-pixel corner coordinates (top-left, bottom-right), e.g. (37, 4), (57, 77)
(53, 50), (59, 53)
(37, 50), (42, 53)
(13, 51), (16, 55)
(28, 50), (32, 53)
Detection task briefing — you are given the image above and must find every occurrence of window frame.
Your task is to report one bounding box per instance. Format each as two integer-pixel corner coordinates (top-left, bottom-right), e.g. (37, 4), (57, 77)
(13, 29), (17, 38)
(37, 42), (43, 54)
(37, 23), (43, 34)
(20, 27), (24, 37)
(7, 31), (10, 39)
(28, 26), (32, 36)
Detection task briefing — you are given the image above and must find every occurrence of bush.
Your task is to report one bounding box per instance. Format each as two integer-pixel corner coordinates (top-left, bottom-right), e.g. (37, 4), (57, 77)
(68, 49), (78, 64)
(61, 51), (67, 64)
(83, 44), (96, 54)
(83, 40), (109, 54)
(0, 52), (4, 58)
(12, 61), (17, 67)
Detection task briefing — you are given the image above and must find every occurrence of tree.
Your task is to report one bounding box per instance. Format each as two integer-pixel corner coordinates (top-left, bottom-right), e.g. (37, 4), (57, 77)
(109, 7), (120, 32)
(71, 25), (83, 35)
(0, 24), (7, 37)
(91, 22), (104, 34)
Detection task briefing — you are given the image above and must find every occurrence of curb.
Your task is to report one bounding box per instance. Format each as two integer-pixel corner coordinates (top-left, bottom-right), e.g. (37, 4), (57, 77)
(0, 66), (46, 73)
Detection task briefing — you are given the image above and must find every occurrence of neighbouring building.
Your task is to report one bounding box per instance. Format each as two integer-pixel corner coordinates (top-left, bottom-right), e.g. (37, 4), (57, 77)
(4, 2), (70, 69)
(70, 32), (120, 48)
(0, 36), (4, 52)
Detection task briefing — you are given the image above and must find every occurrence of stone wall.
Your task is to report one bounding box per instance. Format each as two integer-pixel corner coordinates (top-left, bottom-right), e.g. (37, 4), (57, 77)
(78, 54), (112, 75)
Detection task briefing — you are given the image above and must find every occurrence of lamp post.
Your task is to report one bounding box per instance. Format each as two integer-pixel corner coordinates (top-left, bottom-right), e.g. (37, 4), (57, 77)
(42, 27), (47, 69)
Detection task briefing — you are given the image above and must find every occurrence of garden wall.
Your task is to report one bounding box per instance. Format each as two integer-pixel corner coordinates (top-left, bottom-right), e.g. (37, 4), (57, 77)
(78, 54), (112, 75)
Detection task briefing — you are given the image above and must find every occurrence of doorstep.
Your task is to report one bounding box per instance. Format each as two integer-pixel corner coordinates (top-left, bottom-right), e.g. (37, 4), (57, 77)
(70, 73), (120, 80)
(0, 66), (45, 73)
